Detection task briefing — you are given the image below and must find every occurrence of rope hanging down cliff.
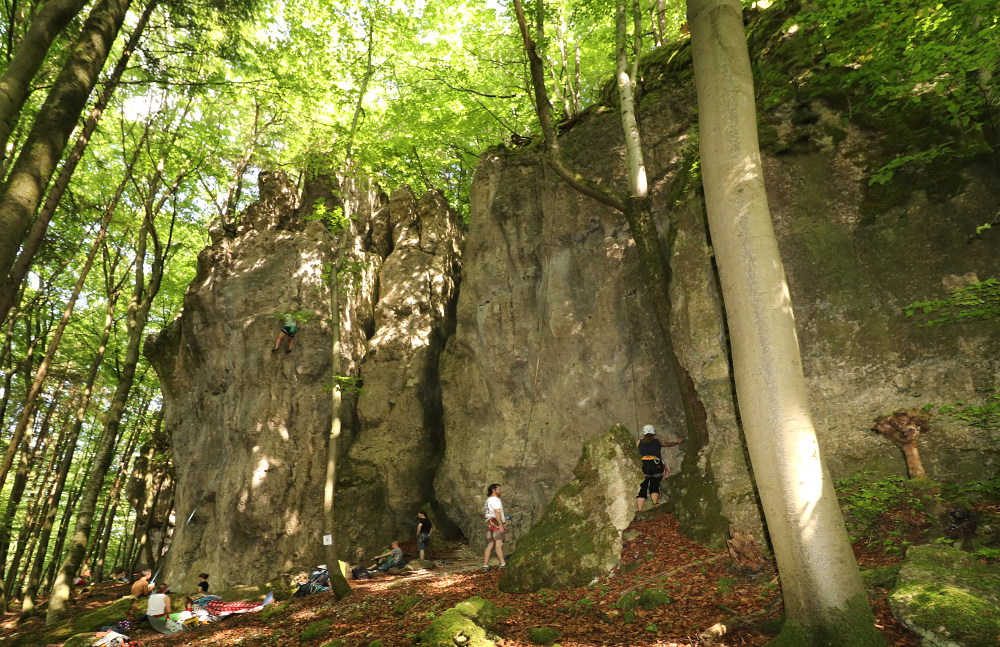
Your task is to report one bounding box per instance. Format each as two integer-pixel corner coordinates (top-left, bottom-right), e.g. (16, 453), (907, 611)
(509, 237), (643, 510)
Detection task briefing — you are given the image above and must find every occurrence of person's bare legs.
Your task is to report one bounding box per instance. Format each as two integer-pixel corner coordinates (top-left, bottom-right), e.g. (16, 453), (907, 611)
(273, 332), (288, 351)
(651, 492), (659, 506)
(483, 539), (495, 569)
(495, 538), (506, 567)
(636, 496), (646, 512)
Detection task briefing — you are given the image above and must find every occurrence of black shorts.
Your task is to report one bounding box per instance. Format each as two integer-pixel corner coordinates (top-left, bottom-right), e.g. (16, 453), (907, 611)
(282, 325), (297, 338)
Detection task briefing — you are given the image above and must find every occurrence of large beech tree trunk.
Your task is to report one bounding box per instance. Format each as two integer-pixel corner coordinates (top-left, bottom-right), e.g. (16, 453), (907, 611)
(0, 0), (134, 286)
(0, 0), (156, 327)
(0, 0), (91, 154)
(687, 0), (881, 644)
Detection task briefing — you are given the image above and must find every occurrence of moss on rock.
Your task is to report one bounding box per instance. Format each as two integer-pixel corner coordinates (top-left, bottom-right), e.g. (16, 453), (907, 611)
(68, 595), (136, 633)
(889, 544), (1000, 647)
(61, 634), (97, 647)
(261, 598), (294, 623)
(528, 626), (561, 645)
(394, 594), (422, 616)
(860, 564), (901, 589)
(638, 588), (672, 609)
(301, 618), (334, 642)
(499, 425), (638, 593)
(416, 596), (503, 647)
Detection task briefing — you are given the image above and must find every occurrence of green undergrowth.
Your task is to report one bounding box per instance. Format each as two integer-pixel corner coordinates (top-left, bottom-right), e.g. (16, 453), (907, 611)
(835, 473), (1000, 560)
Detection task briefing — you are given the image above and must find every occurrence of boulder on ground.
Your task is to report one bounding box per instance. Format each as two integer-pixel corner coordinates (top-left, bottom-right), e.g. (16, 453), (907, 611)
(499, 424), (639, 593)
(416, 596), (505, 647)
(889, 544), (1000, 647)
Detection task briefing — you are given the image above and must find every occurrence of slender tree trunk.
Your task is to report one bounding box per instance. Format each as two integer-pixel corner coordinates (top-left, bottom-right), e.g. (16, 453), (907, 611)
(653, 0), (667, 46)
(42, 441), (96, 591)
(0, 189), (117, 491)
(151, 492), (174, 573)
(130, 433), (166, 574)
(0, 0), (156, 327)
(317, 22), (379, 601)
(0, 315), (16, 430)
(322, 202), (351, 599)
(616, 0), (648, 200)
(0, 406), (35, 605)
(687, 1), (881, 643)
(0, 0), (134, 286)
(512, 0), (714, 463)
(0, 0), (90, 153)
(1, 392), (62, 601)
(92, 419), (143, 583)
(84, 396), (147, 568)
(19, 381), (98, 617)
(46, 206), (165, 624)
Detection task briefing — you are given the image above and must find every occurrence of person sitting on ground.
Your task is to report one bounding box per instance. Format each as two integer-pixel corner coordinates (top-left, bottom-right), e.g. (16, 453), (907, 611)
(188, 572), (213, 605)
(146, 582), (182, 634)
(293, 564), (331, 597)
(272, 314), (298, 354)
(131, 569), (154, 597)
(416, 511), (433, 560)
(372, 541), (404, 572)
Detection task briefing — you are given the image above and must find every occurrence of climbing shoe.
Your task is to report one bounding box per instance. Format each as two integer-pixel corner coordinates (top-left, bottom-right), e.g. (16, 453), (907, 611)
(286, 349), (292, 354)
(481, 566), (490, 573)
(271, 348), (279, 353)
(498, 564), (506, 570)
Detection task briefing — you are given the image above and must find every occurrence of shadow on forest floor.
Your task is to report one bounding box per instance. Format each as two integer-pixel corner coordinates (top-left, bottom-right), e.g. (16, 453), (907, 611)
(2, 504), (931, 647)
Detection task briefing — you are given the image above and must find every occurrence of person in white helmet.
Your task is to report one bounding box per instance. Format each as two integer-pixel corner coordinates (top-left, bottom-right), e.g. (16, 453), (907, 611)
(636, 424), (685, 511)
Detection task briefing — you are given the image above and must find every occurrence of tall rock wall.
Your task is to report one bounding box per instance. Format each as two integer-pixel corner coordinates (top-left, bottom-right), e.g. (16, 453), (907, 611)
(435, 39), (1000, 548)
(148, 6), (1000, 586)
(146, 173), (464, 589)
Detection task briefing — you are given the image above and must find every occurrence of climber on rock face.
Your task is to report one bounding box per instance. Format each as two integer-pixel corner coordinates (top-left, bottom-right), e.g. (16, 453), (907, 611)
(272, 313), (298, 354)
(636, 424), (685, 512)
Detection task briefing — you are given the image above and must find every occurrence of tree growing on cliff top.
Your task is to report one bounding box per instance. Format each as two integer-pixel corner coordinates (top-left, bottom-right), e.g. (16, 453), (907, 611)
(688, 0), (881, 644)
(511, 0), (713, 468)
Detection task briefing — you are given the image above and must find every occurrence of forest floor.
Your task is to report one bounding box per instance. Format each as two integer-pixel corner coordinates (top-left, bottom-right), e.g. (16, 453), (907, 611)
(1, 506), (922, 647)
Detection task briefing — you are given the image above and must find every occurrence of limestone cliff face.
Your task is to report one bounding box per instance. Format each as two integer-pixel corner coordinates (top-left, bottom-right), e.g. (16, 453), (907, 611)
(436, 74), (1000, 548)
(149, 18), (1000, 586)
(146, 173), (464, 589)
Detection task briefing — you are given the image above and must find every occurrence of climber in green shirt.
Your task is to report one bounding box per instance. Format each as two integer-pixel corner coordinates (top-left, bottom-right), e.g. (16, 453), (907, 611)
(272, 314), (298, 354)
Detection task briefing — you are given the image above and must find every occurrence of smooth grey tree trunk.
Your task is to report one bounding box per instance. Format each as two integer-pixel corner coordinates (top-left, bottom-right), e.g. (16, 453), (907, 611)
(687, 0), (882, 644)
(20, 304), (112, 618)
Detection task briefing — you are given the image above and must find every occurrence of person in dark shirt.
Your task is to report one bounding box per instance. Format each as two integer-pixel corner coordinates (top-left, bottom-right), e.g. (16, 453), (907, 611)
(636, 424), (685, 511)
(197, 573), (209, 593)
(416, 511), (433, 560)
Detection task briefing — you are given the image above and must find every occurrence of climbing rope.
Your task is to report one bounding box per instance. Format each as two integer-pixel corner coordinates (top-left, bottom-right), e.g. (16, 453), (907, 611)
(509, 231), (645, 520)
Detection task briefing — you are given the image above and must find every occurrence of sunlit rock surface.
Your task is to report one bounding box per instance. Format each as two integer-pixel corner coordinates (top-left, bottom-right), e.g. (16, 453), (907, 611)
(146, 173), (463, 588)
